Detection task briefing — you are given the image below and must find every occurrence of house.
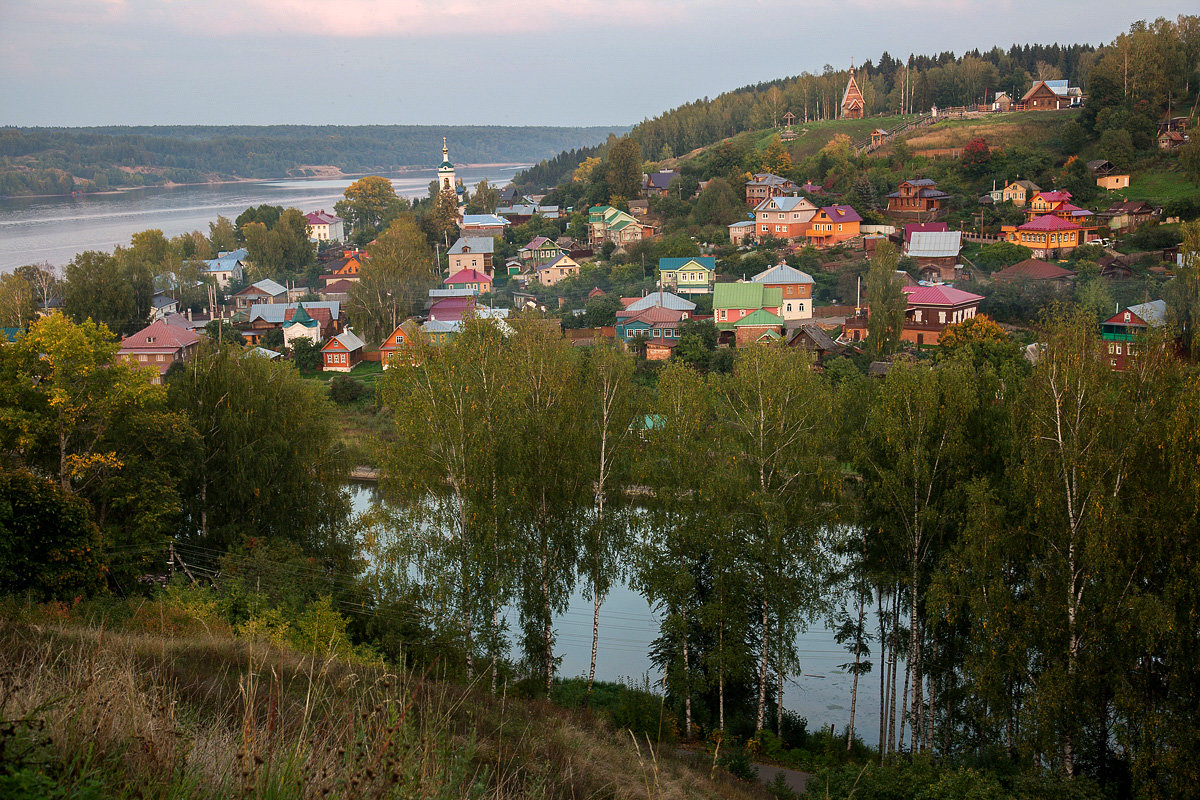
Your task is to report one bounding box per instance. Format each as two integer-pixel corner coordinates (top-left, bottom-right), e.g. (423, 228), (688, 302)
(321, 329), (366, 372)
(905, 231), (962, 282)
(428, 295), (478, 323)
(151, 293), (179, 322)
(536, 254), (582, 287)
(870, 129), (889, 148)
(420, 308), (513, 345)
(518, 236), (566, 267)
(628, 199), (650, 216)
(445, 268), (493, 294)
(840, 66), (864, 119)
(447, 237), (496, 276)
(886, 179), (950, 216)
(245, 301), (341, 344)
(806, 206), (862, 246)
(1157, 130), (1187, 150)
(556, 236), (594, 261)
(614, 306), (689, 350)
(658, 257), (716, 295)
(999, 180), (1041, 206)
(1100, 200), (1159, 233)
(1097, 173), (1131, 190)
(459, 214), (508, 238)
(644, 340), (678, 360)
(202, 248), (247, 288)
(1101, 300), (1167, 371)
(617, 291), (697, 322)
(713, 282), (782, 330)
(587, 206), (645, 248)
(117, 319), (202, 384)
(903, 222), (949, 245)
(1024, 190), (1093, 224)
(1087, 159), (1115, 177)
(752, 263), (815, 321)
(991, 91), (1013, 112)
(232, 278), (288, 310)
(843, 285), (984, 346)
(733, 309), (786, 346)
(379, 319), (423, 367)
(642, 170), (679, 197)
(787, 324), (844, 364)
(991, 259), (1077, 288)
(304, 210), (344, 242)
(1002, 214), (1090, 258)
(745, 173), (799, 207)
(729, 220), (756, 245)
(497, 204), (562, 224)
(754, 195), (819, 241)
(498, 185), (525, 206)
(1020, 80), (1082, 110)
(282, 303), (322, 346)
(321, 278), (357, 302)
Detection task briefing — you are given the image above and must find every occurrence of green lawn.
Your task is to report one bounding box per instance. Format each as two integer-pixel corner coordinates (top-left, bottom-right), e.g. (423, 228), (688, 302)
(1105, 168), (1199, 204)
(300, 360), (384, 384)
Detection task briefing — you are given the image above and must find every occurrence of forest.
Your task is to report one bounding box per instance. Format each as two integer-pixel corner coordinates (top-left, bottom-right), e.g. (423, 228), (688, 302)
(0, 124), (626, 196)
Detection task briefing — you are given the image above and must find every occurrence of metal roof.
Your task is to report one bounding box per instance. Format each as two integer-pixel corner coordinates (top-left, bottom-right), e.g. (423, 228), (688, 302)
(906, 231), (962, 259)
(449, 236), (495, 254)
(753, 264), (815, 285)
(623, 291), (696, 313)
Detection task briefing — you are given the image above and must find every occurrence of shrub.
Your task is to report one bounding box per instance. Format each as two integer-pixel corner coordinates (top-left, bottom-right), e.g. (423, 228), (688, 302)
(329, 375), (365, 403)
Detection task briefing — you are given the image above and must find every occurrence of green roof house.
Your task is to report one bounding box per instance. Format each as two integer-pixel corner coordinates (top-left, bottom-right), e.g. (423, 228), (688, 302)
(713, 283), (783, 330)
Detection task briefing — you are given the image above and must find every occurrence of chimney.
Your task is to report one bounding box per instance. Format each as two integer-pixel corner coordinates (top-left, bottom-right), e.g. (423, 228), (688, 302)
(187, 308), (193, 321)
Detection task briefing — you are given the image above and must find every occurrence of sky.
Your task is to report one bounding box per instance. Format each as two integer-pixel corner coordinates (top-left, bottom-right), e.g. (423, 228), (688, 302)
(0, 0), (1193, 128)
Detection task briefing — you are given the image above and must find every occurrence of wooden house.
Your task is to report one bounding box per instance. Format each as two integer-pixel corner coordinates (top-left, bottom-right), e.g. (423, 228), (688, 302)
(658, 257), (716, 295)
(321, 330), (365, 372)
(745, 173), (799, 207)
(1000, 180), (1040, 206)
(991, 258), (1077, 288)
(713, 282), (782, 330)
(886, 179), (950, 216)
(379, 320), (423, 367)
(905, 231), (962, 282)
(535, 254), (582, 287)
(843, 285), (983, 347)
(805, 206), (862, 246)
(1101, 300), (1167, 371)
(754, 195), (818, 241)
(752, 263), (815, 321)
(1020, 80), (1082, 110)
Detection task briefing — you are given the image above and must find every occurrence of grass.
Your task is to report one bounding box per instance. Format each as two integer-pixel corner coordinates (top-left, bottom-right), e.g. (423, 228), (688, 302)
(1104, 167), (1200, 204)
(0, 612), (761, 800)
(301, 360), (385, 384)
(897, 110), (1080, 152)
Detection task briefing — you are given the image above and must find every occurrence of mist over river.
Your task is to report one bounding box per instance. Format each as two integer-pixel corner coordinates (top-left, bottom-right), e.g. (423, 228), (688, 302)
(0, 165), (525, 273)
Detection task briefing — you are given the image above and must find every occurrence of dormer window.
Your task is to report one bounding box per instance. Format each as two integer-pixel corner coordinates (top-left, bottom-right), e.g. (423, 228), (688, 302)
(1124, 312), (1131, 321)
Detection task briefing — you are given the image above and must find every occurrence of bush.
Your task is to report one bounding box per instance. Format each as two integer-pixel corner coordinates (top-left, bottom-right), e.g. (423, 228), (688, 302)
(329, 375), (366, 403)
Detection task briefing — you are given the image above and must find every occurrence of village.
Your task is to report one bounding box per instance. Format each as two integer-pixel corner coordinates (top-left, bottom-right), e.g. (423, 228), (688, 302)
(100, 72), (1192, 383)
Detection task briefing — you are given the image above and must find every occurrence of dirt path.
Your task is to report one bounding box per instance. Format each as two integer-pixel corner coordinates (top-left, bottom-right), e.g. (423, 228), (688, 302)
(753, 762), (812, 794)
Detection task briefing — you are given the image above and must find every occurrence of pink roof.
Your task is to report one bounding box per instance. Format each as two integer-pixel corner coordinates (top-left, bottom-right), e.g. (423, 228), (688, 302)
(1037, 191), (1072, 203)
(904, 222), (948, 244)
(429, 296), (476, 322)
(120, 319), (201, 351)
(1019, 215), (1082, 232)
(627, 307), (688, 325)
(902, 285), (984, 306)
(445, 268), (492, 285)
(305, 210), (340, 225)
(822, 205), (862, 223)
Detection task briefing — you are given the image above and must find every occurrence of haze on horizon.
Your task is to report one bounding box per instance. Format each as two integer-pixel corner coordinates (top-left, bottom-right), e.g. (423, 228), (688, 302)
(0, 0), (1193, 129)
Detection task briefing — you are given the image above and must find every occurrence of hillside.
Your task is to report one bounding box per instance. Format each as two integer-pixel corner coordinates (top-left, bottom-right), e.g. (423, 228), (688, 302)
(0, 610), (757, 800)
(0, 124), (629, 196)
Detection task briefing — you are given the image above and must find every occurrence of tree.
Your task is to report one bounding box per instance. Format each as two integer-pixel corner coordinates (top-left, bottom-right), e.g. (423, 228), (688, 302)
(205, 318), (245, 345)
(0, 469), (105, 600)
(865, 241), (906, 357)
(13, 262), (61, 312)
(168, 342), (351, 556)
(961, 137), (992, 176)
(579, 343), (638, 697)
(1167, 220), (1200, 355)
(260, 328), (284, 351)
(345, 215), (436, 345)
(605, 138), (643, 202)
(334, 176), (406, 241)
(290, 337), (322, 372)
(466, 178), (500, 214)
(427, 190), (462, 250)
(760, 135), (793, 175)
(208, 215), (238, 252)
(975, 241), (1033, 270)
(690, 178), (745, 227)
(0, 272), (37, 328)
(63, 251), (143, 336)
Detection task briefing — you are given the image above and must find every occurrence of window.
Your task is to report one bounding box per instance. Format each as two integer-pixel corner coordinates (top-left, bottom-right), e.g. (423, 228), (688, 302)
(938, 312), (946, 324)
(157, 354), (164, 362)
(838, 224), (843, 232)
(1124, 312), (1131, 321)
(1115, 345), (1122, 355)
(653, 329), (661, 337)
(786, 303), (792, 312)
(1107, 344), (1115, 354)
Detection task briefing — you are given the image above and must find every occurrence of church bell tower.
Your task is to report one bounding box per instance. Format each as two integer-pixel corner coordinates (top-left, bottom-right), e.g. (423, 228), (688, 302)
(437, 137), (457, 193)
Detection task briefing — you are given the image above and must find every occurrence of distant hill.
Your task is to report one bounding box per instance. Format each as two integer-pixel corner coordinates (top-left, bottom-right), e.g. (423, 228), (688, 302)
(0, 124), (630, 196)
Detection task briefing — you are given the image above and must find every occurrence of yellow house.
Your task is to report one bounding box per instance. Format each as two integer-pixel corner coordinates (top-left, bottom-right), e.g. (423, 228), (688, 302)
(1097, 174), (1131, 190)
(1000, 180), (1040, 206)
(535, 254), (581, 287)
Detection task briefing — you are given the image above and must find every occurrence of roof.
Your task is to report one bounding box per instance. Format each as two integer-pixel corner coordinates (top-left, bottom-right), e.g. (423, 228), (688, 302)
(203, 248), (247, 273)
(790, 324), (840, 352)
(152, 293), (177, 309)
(993, 259), (1077, 281)
(729, 220), (756, 229)
(902, 285), (984, 306)
(249, 301), (340, 325)
(623, 306), (689, 326)
(238, 278), (287, 297)
(285, 304), (318, 328)
(757, 196), (816, 213)
(119, 319), (201, 352)
(904, 222), (948, 243)
(323, 278), (356, 294)
(752, 263), (815, 285)
(445, 268), (492, 285)
(622, 291), (696, 313)
(460, 214), (508, 228)
(1112, 300), (1168, 327)
(746, 173), (794, 187)
(247, 347), (282, 359)
(714, 282), (783, 310)
(903, 178), (939, 187)
(821, 205), (863, 223)
(521, 236), (557, 250)
(659, 256), (716, 272)
(1018, 215), (1081, 232)
(1008, 179), (1041, 191)
(323, 330), (365, 352)
(906, 231), (962, 259)
(428, 287), (478, 298)
(538, 254), (579, 272)
(304, 210), (341, 225)
(734, 309), (785, 327)
(644, 170), (679, 190)
(428, 296), (476, 322)
(1036, 190), (1073, 203)
(449, 236), (496, 255)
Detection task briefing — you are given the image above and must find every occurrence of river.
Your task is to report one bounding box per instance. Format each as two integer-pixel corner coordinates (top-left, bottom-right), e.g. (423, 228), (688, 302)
(0, 165), (526, 273)
(350, 484), (885, 746)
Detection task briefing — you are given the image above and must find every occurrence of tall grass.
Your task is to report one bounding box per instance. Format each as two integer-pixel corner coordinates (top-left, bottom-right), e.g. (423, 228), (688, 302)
(0, 614), (759, 800)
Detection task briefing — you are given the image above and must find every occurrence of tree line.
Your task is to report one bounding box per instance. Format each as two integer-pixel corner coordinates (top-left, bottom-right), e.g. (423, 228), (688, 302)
(376, 298), (1200, 796)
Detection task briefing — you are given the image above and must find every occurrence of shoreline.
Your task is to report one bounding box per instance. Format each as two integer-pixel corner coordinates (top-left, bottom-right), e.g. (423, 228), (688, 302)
(4, 163), (531, 200)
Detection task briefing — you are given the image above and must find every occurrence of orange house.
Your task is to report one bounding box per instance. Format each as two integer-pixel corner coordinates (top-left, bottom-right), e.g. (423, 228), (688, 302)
(806, 206), (862, 245)
(379, 320), (423, 367)
(1002, 214), (1089, 258)
(754, 196), (818, 240)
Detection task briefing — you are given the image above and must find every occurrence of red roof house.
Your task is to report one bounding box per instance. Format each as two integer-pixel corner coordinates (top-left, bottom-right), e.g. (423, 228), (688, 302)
(118, 319), (202, 384)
